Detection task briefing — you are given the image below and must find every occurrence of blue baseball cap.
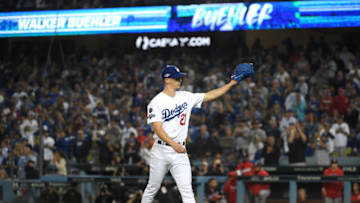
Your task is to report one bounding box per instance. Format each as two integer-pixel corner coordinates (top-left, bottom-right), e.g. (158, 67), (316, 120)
(161, 65), (186, 79)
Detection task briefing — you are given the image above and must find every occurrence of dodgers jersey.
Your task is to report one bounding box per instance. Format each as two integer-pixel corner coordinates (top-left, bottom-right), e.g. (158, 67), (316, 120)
(147, 91), (205, 142)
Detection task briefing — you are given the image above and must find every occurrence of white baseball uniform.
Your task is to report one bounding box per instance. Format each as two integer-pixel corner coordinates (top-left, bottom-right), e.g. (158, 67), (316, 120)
(141, 91), (205, 203)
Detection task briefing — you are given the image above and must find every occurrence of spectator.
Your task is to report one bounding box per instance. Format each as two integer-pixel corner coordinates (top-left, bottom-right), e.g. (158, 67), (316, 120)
(251, 120), (267, 142)
(123, 135), (140, 165)
(261, 135), (280, 166)
(51, 150), (67, 175)
(289, 90), (307, 122)
(218, 127), (236, 157)
(205, 178), (224, 203)
(288, 122), (307, 166)
(139, 139), (152, 165)
(193, 124), (211, 157)
(21, 126), (35, 147)
(331, 71), (347, 94)
(314, 123), (334, 166)
(74, 129), (90, 163)
(25, 160), (39, 179)
(268, 80), (283, 109)
(99, 135), (114, 165)
(207, 130), (222, 156)
(344, 102), (359, 130)
(264, 117), (282, 147)
(121, 121), (138, 148)
(279, 110), (297, 133)
(194, 158), (209, 176)
(43, 129), (55, 166)
(348, 129), (360, 156)
(18, 146), (37, 179)
(248, 136), (263, 162)
(233, 119), (251, 156)
(19, 113), (38, 137)
(224, 152), (237, 171)
(322, 159), (344, 203)
(0, 168), (8, 179)
(55, 130), (71, 158)
(303, 111), (318, 141)
(207, 157), (225, 176)
(352, 183), (360, 202)
(332, 88), (350, 116)
(308, 95), (320, 117)
(330, 116), (350, 157)
(274, 64), (290, 86)
(0, 139), (9, 165)
(320, 86), (333, 116)
(294, 76), (308, 96)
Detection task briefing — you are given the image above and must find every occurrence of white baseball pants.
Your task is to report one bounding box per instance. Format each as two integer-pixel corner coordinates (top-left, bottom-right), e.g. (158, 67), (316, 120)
(141, 143), (196, 203)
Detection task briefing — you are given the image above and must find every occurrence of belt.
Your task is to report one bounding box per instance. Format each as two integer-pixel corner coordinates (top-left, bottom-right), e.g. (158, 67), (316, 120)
(157, 140), (185, 146)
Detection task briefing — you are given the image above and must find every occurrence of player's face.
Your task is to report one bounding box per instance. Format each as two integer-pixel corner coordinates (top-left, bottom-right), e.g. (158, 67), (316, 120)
(331, 163), (337, 170)
(170, 77), (183, 89)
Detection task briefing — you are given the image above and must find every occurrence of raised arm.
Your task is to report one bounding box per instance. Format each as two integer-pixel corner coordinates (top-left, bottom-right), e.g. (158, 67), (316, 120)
(204, 63), (254, 102)
(203, 80), (237, 102)
(296, 122), (307, 142)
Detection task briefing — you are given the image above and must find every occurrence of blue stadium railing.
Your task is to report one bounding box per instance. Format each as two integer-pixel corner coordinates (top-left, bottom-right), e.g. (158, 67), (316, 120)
(0, 175), (356, 203)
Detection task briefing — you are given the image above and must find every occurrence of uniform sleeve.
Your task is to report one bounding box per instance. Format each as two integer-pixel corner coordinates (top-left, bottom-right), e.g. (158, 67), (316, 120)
(147, 102), (162, 124)
(223, 179), (233, 194)
(190, 92), (205, 108)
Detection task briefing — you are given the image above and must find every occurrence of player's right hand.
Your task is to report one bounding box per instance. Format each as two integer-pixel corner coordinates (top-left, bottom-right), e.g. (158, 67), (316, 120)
(171, 142), (187, 153)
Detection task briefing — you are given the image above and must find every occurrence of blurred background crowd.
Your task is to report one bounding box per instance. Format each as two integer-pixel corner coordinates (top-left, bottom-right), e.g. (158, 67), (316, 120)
(0, 0), (295, 11)
(0, 34), (359, 181)
(1, 0), (360, 200)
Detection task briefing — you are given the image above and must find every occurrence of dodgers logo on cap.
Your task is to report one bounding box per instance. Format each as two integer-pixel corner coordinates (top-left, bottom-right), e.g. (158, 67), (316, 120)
(161, 65), (186, 79)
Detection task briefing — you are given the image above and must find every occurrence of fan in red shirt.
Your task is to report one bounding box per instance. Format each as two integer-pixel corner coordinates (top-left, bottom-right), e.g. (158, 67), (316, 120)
(320, 87), (333, 115)
(352, 183), (360, 202)
(249, 162), (271, 203)
(322, 158), (344, 203)
(331, 88), (350, 116)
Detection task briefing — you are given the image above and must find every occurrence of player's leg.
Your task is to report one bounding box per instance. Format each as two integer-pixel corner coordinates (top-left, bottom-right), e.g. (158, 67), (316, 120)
(141, 147), (169, 203)
(169, 153), (196, 203)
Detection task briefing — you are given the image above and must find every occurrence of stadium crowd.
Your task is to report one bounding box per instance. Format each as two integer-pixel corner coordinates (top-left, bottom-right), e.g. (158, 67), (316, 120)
(0, 36), (360, 201)
(0, 0), (296, 11)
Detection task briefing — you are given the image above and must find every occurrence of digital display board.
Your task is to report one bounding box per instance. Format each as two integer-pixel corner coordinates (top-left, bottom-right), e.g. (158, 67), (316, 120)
(0, 6), (172, 37)
(0, 1), (359, 37)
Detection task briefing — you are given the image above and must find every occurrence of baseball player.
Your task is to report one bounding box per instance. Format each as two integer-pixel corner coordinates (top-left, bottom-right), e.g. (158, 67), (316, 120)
(322, 158), (344, 203)
(141, 64), (254, 203)
(249, 162), (271, 203)
(235, 152), (254, 203)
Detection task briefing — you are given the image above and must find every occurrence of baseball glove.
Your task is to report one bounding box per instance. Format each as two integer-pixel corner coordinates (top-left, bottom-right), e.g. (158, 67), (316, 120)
(231, 63), (255, 82)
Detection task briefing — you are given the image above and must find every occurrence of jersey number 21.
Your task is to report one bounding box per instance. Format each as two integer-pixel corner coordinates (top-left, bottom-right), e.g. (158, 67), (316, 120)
(180, 113), (186, 125)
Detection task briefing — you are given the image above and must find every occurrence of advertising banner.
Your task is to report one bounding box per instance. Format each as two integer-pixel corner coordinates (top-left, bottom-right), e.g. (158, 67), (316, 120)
(0, 1), (360, 37)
